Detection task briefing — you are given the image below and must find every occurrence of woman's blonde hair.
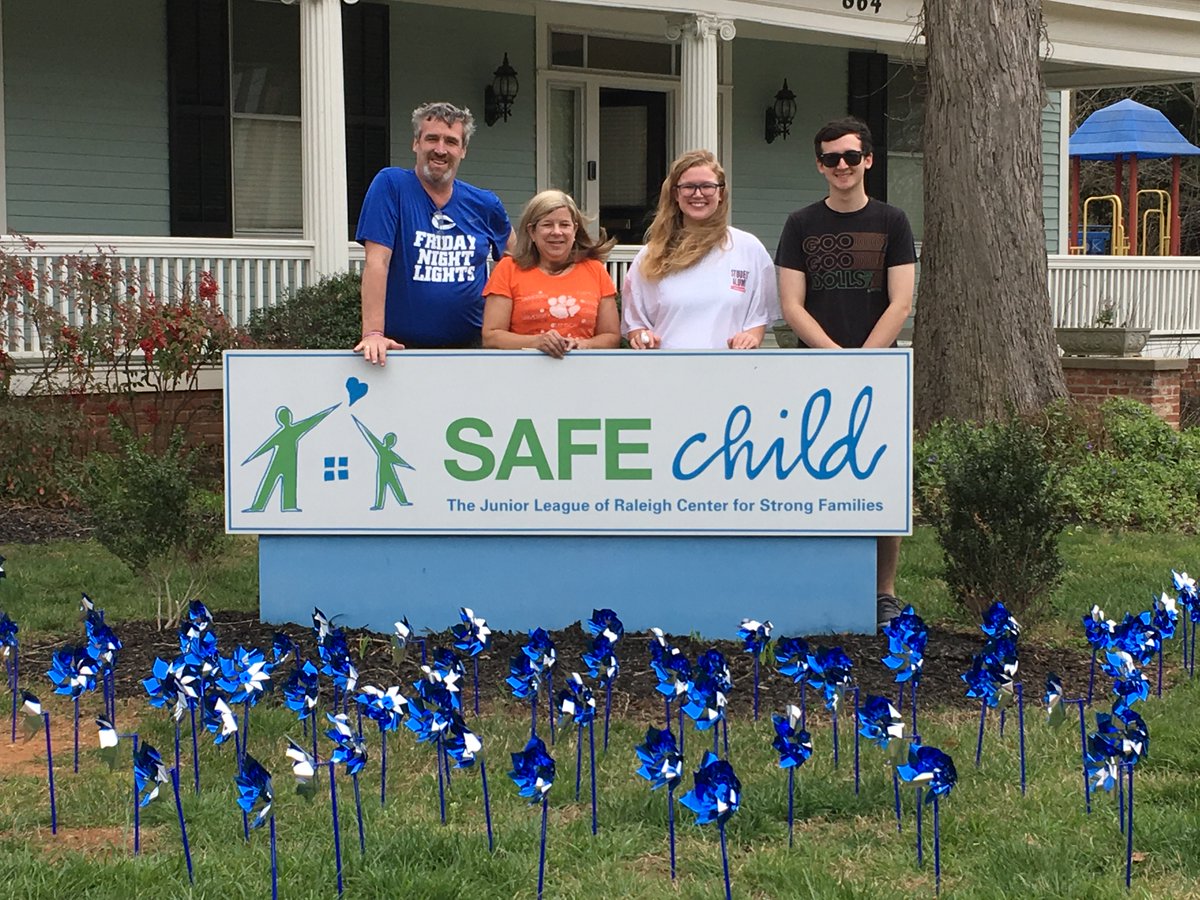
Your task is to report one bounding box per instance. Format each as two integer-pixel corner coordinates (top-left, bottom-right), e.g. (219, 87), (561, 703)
(510, 190), (617, 270)
(638, 150), (730, 281)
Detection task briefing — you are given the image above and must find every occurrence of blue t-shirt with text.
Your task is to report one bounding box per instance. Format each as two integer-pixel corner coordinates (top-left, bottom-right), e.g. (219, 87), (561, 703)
(356, 168), (511, 346)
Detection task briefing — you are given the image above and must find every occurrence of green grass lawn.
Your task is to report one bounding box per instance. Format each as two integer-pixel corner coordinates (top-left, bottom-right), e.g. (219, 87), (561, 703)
(0, 527), (1196, 898)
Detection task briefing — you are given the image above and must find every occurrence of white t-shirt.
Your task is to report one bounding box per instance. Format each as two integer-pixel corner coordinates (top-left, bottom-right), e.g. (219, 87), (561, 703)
(622, 227), (778, 350)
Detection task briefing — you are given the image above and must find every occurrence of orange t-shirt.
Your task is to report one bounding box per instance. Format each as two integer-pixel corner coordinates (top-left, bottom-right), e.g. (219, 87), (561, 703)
(483, 257), (617, 340)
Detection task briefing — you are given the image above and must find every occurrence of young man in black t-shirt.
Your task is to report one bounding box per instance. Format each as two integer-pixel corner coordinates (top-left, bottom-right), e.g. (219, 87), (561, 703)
(775, 117), (917, 630)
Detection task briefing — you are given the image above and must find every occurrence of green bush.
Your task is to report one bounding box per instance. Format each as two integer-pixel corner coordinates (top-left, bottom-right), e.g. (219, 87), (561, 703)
(246, 271), (362, 349)
(74, 423), (225, 627)
(915, 416), (1068, 618)
(0, 397), (88, 505)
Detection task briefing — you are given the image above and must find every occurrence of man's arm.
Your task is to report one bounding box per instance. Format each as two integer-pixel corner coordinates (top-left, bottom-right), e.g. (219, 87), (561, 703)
(862, 263), (915, 349)
(778, 266), (840, 349)
(355, 240), (404, 364)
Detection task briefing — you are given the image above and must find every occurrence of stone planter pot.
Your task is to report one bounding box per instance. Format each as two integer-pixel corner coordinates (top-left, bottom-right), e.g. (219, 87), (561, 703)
(1056, 326), (1150, 358)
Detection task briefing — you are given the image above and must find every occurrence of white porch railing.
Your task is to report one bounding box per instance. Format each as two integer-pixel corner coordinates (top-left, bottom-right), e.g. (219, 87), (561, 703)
(3, 236), (1198, 356)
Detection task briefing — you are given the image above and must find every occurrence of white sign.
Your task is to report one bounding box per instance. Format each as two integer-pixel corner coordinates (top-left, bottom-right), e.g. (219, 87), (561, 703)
(224, 350), (912, 536)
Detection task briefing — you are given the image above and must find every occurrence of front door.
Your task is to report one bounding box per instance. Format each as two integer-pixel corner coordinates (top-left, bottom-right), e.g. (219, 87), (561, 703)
(597, 88), (668, 244)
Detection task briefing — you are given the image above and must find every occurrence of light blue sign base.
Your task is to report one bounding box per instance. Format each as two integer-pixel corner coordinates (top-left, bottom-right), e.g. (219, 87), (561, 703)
(259, 535), (877, 639)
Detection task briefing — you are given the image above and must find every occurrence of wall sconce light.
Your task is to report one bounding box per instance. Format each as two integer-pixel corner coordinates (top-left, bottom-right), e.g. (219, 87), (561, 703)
(764, 79), (797, 144)
(484, 53), (519, 126)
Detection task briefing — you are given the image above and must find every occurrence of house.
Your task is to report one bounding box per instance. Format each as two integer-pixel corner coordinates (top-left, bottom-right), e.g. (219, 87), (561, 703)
(3, 0), (1200, 356)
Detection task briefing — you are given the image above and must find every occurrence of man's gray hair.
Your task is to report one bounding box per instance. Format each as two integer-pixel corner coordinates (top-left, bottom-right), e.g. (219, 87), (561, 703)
(411, 102), (477, 146)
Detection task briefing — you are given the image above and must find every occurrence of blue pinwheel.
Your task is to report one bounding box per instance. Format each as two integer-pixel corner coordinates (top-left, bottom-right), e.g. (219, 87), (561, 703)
(634, 726), (683, 879)
(1044, 672), (1066, 727)
(583, 635), (619, 686)
(897, 742), (957, 890)
(444, 712), (495, 850)
(582, 618), (621, 750)
(392, 616), (426, 665)
(427, 649), (464, 709)
(318, 628), (359, 710)
(285, 738), (319, 800)
(964, 611), (1020, 771)
(357, 684), (407, 806)
(772, 704), (812, 848)
(282, 660), (321, 722)
(133, 740), (169, 808)
(587, 608), (624, 644)
(680, 751), (741, 899)
(774, 635), (811, 721)
(522, 628), (558, 742)
(1083, 604), (1115, 703)
(272, 632), (297, 665)
(0, 612), (17, 655)
(202, 692), (238, 745)
(558, 672), (599, 828)
(327, 712), (369, 853)
(452, 607), (491, 715)
(312, 606), (335, 645)
(143, 655), (201, 774)
(84, 606), (122, 723)
(858, 695), (905, 751)
(806, 645), (853, 766)
(650, 632), (691, 700)
(738, 618), (771, 720)
(981, 601), (1021, 641)
(217, 646), (274, 706)
(1, 611), (19, 743)
(235, 754), (278, 894)
(47, 645), (98, 772)
(883, 605), (927, 732)
(682, 668), (727, 746)
(507, 651), (544, 739)
(510, 736), (556, 899)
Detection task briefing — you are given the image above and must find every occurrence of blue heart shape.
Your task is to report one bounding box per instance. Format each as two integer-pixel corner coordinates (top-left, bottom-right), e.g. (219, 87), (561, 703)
(346, 377), (368, 407)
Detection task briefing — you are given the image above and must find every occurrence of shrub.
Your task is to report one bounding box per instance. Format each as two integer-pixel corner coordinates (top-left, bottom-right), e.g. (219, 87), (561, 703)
(915, 416), (1068, 619)
(246, 271), (361, 349)
(74, 423), (225, 628)
(0, 397), (88, 505)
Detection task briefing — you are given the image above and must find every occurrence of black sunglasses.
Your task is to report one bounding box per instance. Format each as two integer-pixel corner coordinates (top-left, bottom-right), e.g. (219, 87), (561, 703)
(817, 150), (865, 168)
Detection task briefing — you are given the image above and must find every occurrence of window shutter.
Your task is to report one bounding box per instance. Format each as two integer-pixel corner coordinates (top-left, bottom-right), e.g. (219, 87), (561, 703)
(344, 2), (390, 239)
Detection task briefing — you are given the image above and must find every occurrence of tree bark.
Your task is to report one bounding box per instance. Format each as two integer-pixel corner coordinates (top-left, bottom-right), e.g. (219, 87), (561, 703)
(913, 0), (1067, 429)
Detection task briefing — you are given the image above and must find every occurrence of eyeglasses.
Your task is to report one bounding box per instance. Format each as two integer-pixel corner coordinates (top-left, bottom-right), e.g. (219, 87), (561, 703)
(817, 150), (865, 168)
(675, 181), (724, 197)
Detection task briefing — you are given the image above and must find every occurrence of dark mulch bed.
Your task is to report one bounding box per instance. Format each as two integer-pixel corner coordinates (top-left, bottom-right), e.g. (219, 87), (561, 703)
(4, 502), (1105, 717)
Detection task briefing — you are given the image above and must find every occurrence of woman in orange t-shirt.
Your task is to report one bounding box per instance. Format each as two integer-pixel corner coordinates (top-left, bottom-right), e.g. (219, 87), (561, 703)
(482, 190), (619, 358)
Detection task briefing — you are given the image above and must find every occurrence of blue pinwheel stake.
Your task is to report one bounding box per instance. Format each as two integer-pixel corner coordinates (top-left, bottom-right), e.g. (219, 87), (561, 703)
(773, 704), (813, 848)
(133, 739), (169, 855)
(774, 636), (811, 728)
(584, 608), (623, 750)
(1045, 671), (1091, 812)
(21, 692), (55, 833)
(444, 712), (494, 852)
(327, 712), (368, 855)
(634, 726), (683, 879)
(452, 607), (491, 716)
(1, 611), (19, 744)
(1173, 570), (1197, 677)
(737, 618), (772, 721)
(217, 645), (275, 764)
(523, 628), (558, 743)
(82, 595), (122, 726)
(1082, 605), (1113, 705)
(235, 755), (278, 900)
(897, 743), (957, 894)
(508, 650), (543, 740)
(509, 736), (556, 900)
(558, 671), (598, 834)
(142, 656), (200, 777)
(649, 628), (691, 755)
(964, 602), (1020, 771)
(283, 659), (321, 770)
(356, 684), (407, 806)
(1151, 591), (1178, 696)
(858, 695), (907, 830)
(1085, 706), (1148, 888)
(680, 751), (741, 900)
(883, 605), (927, 734)
(806, 645), (854, 767)
(47, 644), (97, 773)
(392, 616), (427, 666)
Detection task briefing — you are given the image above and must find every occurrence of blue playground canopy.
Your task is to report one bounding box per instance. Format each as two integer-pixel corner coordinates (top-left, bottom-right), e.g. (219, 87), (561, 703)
(1069, 99), (1200, 161)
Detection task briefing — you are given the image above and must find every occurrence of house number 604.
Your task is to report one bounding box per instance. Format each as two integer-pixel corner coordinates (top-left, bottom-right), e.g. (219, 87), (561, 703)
(842, 0), (882, 11)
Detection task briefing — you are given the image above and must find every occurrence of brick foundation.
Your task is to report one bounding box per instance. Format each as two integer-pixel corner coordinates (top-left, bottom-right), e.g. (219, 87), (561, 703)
(1062, 357), (1190, 428)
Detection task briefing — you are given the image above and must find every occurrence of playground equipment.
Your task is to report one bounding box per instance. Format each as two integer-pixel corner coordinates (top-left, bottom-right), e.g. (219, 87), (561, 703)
(1069, 99), (1200, 256)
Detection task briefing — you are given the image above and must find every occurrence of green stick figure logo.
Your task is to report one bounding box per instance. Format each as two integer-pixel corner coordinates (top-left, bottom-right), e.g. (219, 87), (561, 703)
(352, 414), (415, 509)
(242, 403), (340, 512)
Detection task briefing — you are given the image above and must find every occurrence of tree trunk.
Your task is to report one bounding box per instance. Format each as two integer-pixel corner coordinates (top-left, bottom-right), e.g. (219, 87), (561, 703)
(913, 0), (1067, 429)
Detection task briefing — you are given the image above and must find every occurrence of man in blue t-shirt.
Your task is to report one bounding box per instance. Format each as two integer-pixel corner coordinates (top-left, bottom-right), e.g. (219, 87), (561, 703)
(355, 101), (514, 363)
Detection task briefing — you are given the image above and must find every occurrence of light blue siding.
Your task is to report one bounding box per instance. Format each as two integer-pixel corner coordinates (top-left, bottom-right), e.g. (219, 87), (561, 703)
(389, 3), (535, 224)
(731, 40), (850, 253)
(1042, 92), (1063, 253)
(4, 0), (170, 234)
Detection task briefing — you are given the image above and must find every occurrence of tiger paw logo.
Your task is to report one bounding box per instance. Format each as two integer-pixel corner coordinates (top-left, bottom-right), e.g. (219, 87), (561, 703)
(548, 295), (581, 319)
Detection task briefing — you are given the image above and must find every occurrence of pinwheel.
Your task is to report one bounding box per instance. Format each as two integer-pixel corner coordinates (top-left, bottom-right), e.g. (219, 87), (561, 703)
(83, 602), (122, 725)
(634, 726), (683, 879)
(318, 628), (358, 715)
(356, 684), (407, 806)
(680, 750), (741, 900)
(21, 692), (55, 833)
(1045, 670), (1092, 812)
(558, 672), (598, 833)
(235, 755), (278, 899)
(283, 659), (321, 765)
(981, 601), (1021, 640)
(582, 634), (620, 750)
(202, 691), (238, 747)
(883, 605), (928, 733)
(963, 624), (1018, 768)
(1105, 649), (1150, 709)
(427, 649), (464, 712)
(443, 712), (494, 851)
(407, 673), (457, 824)
(738, 618), (772, 720)
(897, 742), (957, 892)
(452, 607), (491, 715)
(509, 736), (556, 900)
(392, 616), (427, 666)
(1111, 612), (1160, 668)
(1082, 605), (1115, 705)
(774, 636), (811, 727)
(806, 645), (854, 766)
(96, 716), (120, 770)
(1151, 592), (1179, 695)
(133, 740), (169, 854)
(326, 712), (368, 854)
(683, 669), (728, 758)
(1, 611), (18, 743)
(696, 648), (733, 755)
(217, 645), (274, 761)
(523, 628), (557, 743)
(649, 629), (691, 751)
(1086, 706), (1149, 888)
(1173, 570), (1198, 676)
(772, 704), (813, 847)
(47, 644), (97, 772)
(142, 656), (200, 775)
(507, 651), (543, 739)
(857, 694), (906, 830)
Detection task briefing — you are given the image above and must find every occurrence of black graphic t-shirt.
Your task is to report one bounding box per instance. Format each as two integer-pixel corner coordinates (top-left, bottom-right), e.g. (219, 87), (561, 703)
(775, 199), (916, 348)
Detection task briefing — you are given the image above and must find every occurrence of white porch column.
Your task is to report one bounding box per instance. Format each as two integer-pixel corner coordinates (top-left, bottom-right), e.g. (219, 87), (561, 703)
(296, 0), (350, 275)
(666, 14), (735, 156)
